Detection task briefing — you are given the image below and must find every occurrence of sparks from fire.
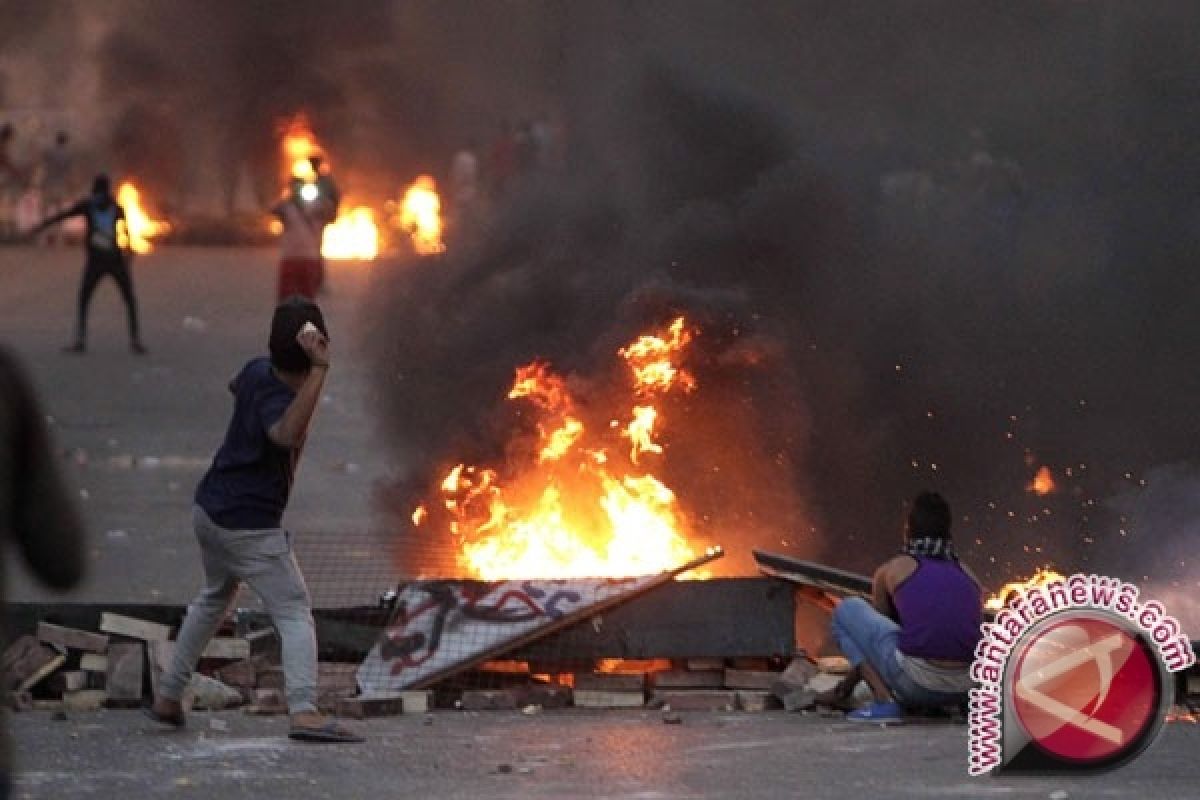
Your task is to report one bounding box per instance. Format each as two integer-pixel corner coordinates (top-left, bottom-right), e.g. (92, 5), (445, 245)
(412, 317), (704, 580)
(115, 182), (169, 254)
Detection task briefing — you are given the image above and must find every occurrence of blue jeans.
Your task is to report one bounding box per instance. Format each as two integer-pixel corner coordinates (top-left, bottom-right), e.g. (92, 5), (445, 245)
(830, 597), (968, 710)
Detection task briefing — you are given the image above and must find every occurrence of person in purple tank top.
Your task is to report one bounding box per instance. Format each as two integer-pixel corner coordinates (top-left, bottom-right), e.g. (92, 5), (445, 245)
(824, 491), (983, 723)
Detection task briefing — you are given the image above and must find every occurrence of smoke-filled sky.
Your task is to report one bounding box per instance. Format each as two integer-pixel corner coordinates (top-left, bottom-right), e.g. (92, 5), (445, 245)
(3, 2), (1198, 601)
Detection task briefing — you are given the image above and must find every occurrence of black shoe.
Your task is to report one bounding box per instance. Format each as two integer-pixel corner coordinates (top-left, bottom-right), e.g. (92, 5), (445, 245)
(62, 342), (86, 354)
(131, 341), (148, 355)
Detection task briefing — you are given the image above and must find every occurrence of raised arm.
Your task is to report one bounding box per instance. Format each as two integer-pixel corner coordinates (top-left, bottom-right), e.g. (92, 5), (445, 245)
(267, 326), (330, 449)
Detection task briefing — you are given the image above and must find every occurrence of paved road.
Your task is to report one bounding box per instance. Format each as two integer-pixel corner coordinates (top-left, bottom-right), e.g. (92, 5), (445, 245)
(9, 708), (1200, 799)
(0, 245), (400, 607)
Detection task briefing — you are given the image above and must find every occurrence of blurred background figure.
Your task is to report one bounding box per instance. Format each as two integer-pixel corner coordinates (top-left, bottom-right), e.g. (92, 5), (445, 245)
(0, 125), (24, 241)
(272, 176), (327, 302)
(0, 346), (86, 797)
(38, 133), (73, 245)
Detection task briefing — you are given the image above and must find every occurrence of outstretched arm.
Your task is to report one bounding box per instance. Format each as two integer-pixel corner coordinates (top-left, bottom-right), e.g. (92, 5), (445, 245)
(27, 200), (85, 238)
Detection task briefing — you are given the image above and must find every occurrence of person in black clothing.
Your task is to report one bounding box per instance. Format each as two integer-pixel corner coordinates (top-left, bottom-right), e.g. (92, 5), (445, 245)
(29, 174), (146, 354)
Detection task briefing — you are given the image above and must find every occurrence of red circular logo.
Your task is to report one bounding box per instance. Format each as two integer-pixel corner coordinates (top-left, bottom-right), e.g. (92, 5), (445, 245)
(1010, 613), (1161, 765)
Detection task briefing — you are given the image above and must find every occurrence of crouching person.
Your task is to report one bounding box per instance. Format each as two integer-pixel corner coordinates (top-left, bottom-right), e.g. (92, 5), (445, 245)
(827, 491), (982, 723)
(146, 297), (362, 743)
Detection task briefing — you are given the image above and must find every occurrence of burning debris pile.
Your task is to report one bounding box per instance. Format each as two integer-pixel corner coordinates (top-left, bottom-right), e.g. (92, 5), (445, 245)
(412, 317), (709, 580)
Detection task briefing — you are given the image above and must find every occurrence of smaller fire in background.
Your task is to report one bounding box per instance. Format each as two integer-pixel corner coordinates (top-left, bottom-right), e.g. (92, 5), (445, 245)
(115, 182), (169, 254)
(984, 566), (1068, 611)
(321, 207), (378, 261)
(392, 175), (445, 255)
(1028, 465), (1057, 496)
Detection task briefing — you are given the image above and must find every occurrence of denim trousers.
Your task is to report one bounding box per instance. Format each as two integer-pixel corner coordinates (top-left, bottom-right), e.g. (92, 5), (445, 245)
(831, 596), (969, 709)
(159, 505), (317, 713)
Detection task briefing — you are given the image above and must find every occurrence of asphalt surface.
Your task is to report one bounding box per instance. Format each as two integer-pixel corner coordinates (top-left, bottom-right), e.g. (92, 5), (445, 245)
(2, 245), (1197, 799)
(9, 708), (1200, 800)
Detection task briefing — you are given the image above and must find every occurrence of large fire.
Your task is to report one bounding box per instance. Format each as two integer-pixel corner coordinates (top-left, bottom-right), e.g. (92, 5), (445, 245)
(984, 566), (1068, 611)
(115, 182), (169, 254)
(395, 175), (445, 255)
(413, 317), (706, 579)
(321, 207), (379, 261)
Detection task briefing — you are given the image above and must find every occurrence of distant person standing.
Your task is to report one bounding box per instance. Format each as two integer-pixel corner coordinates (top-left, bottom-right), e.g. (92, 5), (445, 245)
(272, 180), (326, 302)
(304, 156), (339, 293)
(28, 174), (147, 355)
(448, 142), (480, 230)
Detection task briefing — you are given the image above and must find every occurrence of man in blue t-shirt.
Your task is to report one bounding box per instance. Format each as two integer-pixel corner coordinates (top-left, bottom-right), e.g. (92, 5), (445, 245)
(145, 297), (362, 743)
(28, 174), (147, 354)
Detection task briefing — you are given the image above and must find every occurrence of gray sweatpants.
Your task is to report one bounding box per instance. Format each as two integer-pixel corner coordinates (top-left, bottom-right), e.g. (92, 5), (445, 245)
(159, 505), (318, 713)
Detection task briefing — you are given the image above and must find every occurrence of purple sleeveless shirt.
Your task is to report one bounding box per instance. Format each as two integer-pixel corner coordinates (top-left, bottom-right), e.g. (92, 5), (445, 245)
(894, 556), (982, 662)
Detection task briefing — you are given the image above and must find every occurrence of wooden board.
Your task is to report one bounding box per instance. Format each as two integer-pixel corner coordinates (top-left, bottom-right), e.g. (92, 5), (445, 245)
(752, 549), (872, 596)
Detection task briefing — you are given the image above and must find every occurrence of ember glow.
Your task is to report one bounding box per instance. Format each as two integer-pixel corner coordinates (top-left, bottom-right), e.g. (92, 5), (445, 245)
(412, 317), (705, 579)
(115, 182), (169, 254)
(984, 566), (1069, 611)
(1028, 465), (1057, 496)
(396, 175), (445, 255)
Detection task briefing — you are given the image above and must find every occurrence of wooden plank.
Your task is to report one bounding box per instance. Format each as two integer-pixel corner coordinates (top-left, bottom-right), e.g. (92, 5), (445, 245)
(100, 613), (171, 642)
(736, 690), (782, 712)
(573, 689), (644, 708)
(37, 622), (109, 654)
(17, 653), (65, 692)
(752, 549), (873, 596)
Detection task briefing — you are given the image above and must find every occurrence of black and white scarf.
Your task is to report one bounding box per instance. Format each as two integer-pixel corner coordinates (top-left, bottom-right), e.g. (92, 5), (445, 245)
(903, 536), (957, 561)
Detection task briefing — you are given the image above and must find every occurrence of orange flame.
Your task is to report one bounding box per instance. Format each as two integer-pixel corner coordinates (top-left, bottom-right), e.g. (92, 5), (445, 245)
(620, 316), (697, 393)
(115, 182), (169, 254)
(985, 567), (1068, 611)
(413, 318), (703, 579)
(321, 206), (379, 261)
(1028, 466), (1056, 496)
(397, 175), (445, 255)
(281, 114), (321, 182)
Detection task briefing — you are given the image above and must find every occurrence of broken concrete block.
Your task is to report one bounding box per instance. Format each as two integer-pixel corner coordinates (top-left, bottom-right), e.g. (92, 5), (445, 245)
(736, 690), (782, 712)
(100, 613), (171, 642)
(574, 672), (645, 692)
(723, 669), (777, 691)
(518, 683), (572, 709)
(5, 691), (33, 712)
(653, 669), (725, 689)
(105, 642), (145, 707)
(460, 689), (520, 711)
(37, 623), (109, 654)
(187, 673), (243, 710)
(573, 690), (645, 708)
(214, 659), (258, 689)
(64, 690), (107, 712)
(244, 688), (287, 715)
(1, 636), (65, 692)
(47, 671), (88, 693)
(336, 693), (404, 719)
(201, 638), (250, 660)
(396, 690), (434, 714)
(782, 688), (817, 712)
(770, 655), (817, 699)
(815, 656), (851, 674)
(805, 672), (844, 694)
(651, 690), (738, 712)
(79, 654), (108, 673)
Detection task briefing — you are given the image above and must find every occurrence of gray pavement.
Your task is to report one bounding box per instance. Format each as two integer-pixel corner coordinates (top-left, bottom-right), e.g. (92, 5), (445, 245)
(9, 708), (1200, 799)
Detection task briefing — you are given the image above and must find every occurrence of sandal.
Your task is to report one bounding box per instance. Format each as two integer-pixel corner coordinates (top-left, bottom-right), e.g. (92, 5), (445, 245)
(288, 720), (364, 743)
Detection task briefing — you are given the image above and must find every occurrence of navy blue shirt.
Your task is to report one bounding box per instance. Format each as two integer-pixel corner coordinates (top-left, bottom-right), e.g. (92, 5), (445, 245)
(195, 358), (297, 529)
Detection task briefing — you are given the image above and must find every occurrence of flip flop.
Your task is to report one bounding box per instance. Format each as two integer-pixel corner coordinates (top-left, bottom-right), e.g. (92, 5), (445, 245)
(288, 720), (364, 743)
(142, 705), (186, 729)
